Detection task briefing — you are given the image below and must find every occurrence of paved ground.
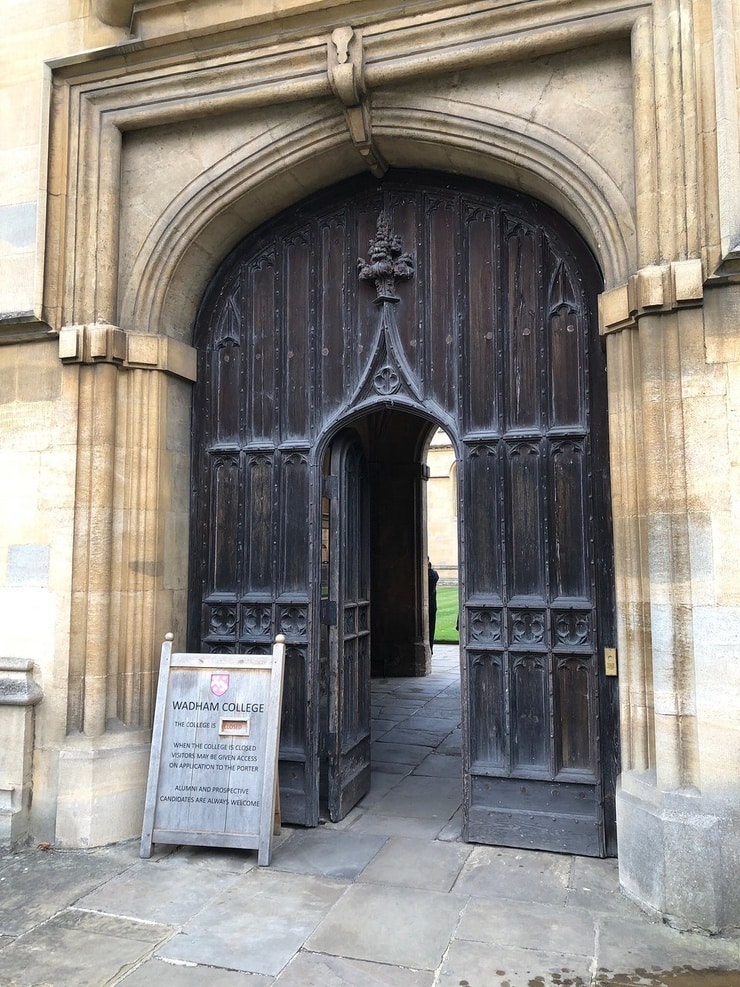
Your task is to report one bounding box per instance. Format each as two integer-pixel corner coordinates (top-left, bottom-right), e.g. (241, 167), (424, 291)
(1, 646), (738, 986)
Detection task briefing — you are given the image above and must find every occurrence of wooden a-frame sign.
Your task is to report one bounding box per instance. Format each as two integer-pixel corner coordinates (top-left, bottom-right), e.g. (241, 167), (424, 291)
(140, 634), (285, 865)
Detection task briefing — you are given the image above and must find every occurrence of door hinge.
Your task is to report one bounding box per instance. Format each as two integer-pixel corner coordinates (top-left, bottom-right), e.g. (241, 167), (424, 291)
(321, 600), (338, 626)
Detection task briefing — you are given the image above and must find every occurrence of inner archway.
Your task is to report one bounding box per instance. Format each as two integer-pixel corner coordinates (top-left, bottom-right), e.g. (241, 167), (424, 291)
(318, 408), (460, 822)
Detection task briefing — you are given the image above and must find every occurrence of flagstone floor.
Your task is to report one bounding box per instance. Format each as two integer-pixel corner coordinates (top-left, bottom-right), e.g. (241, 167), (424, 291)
(1, 645), (739, 986)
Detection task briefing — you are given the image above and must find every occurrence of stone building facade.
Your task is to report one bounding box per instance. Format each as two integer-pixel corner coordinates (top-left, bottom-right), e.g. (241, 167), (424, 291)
(426, 429), (459, 586)
(1, 0), (739, 935)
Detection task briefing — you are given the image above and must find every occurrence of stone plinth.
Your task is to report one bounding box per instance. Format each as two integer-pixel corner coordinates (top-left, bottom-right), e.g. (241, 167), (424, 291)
(0, 658), (43, 847)
(55, 736), (152, 848)
(617, 770), (740, 935)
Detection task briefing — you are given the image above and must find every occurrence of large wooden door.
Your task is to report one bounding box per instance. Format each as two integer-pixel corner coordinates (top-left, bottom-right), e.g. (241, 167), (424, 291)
(461, 238), (617, 856)
(189, 171), (618, 853)
(325, 430), (372, 820)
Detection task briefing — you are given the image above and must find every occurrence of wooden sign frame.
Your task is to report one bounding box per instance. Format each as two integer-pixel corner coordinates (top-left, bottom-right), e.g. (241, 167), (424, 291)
(140, 634), (285, 865)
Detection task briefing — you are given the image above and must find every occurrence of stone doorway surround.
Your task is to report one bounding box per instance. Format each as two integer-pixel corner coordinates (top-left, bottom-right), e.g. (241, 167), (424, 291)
(19, 0), (739, 934)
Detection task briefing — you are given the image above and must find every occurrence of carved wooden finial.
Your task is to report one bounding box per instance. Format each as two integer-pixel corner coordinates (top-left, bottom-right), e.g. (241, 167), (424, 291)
(165, 632), (174, 641)
(358, 213), (414, 300)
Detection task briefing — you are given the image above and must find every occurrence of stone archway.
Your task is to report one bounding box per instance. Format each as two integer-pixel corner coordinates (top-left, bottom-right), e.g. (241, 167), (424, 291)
(123, 105), (634, 340)
(47, 24), (637, 855)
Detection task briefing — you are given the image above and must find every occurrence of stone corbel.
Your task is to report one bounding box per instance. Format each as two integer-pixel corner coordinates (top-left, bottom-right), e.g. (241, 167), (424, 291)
(126, 332), (197, 382)
(328, 27), (387, 179)
(599, 259), (704, 335)
(59, 324), (197, 381)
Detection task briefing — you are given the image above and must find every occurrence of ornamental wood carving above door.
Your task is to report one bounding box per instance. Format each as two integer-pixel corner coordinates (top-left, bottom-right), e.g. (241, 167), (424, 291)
(190, 171), (618, 854)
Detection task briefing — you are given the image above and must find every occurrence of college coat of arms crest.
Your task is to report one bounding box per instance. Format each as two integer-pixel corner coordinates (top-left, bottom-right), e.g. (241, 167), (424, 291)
(210, 673), (230, 697)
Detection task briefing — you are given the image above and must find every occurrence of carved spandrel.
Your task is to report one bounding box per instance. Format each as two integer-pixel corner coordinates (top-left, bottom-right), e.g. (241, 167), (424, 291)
(553, 610), (592, 648)
(278, 605), (308, 639)
(241, 604), (272, 638)
(468, 607), (503, 645)
(509, 609), (546, 647)
(207, 604), (237, 637)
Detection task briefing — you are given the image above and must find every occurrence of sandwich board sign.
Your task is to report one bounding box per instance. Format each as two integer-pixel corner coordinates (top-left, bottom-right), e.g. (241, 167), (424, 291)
(141, 633), (285, 865)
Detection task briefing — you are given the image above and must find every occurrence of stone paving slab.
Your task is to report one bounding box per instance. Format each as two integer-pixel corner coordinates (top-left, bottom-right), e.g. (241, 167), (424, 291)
(358, 836), (471, 892)
(273, 950), (434, 986)
(76, 855), (245, 926)
(269, 828), (387, 880)
(371, 758), (415, 775)
(355, 772), (405, 806)
(412, 752), (461, 778)
(157, 868), (346, 977)
(596, 912), (740, 977)
(305, 883), (466, 970)
(571, 854), (621, 892)
(348, 809), (454, 840)
(159, 844), (267, 874)
(593, 971), (740, 986)
(567, 882), (642, 918)
(0, 847), (135, 936)
(370, 773), (461, 820)
(373, 694), (428, 707)
(0, 908), (172, 987)
(371, 741), (435, 764)
(121, 957), (272, 985)
(436, 938), (593, 987)
(402, 714), (460, 731)
(456, 895), (597, 957)
(371, 717), (398, 736)
(563, 855), (636, 916)
(435, 731), (462, 753)
(436, 808), (464, 842)
(453, 844), (572, 905)
(380, 727), (454, 747)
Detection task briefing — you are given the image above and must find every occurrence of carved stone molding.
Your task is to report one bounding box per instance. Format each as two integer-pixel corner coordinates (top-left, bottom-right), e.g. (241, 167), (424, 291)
(599, 259), (704, 335)
(59, 324), (197, 380)
(58, 323), (126, 366)
(328, 26), (364, 106)
(92, 0), (133, 27)
(0, 658), (43, 707)
(327, 26), (387, 178)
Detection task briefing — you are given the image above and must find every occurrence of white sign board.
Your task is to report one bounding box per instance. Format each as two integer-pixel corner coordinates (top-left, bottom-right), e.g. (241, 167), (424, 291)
(140, 634), (285, 865)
